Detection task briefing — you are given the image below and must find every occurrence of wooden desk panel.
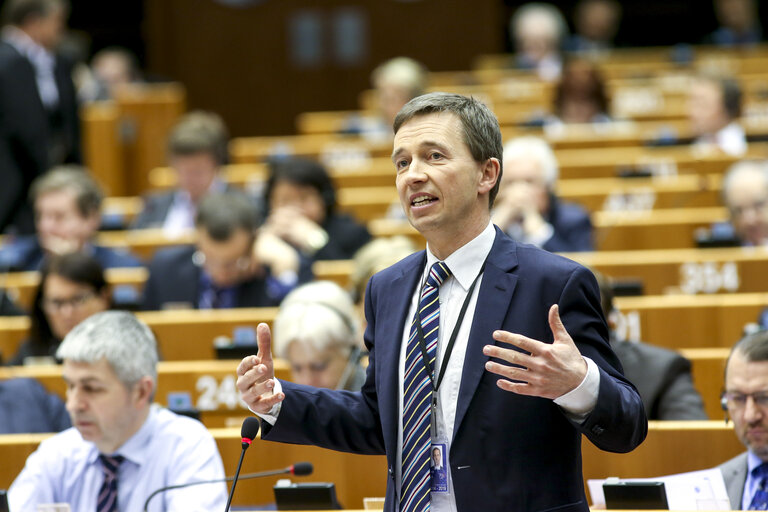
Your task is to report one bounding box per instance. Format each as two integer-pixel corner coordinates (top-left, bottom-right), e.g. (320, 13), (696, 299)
(0, 422), (742, 508)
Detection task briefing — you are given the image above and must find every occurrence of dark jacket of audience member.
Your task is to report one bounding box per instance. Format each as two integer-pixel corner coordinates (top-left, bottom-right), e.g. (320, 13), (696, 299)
(8, 252), (110, 366)
(0, 378), (70, 433)
(596, 271), (708, 420)
(0, 1), (81, 234)
(542, 194), (594, 253)
(141, 244), (312, 311)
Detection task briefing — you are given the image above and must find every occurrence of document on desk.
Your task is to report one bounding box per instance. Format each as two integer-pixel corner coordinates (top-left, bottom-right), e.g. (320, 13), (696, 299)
(587, 468), (731, 510)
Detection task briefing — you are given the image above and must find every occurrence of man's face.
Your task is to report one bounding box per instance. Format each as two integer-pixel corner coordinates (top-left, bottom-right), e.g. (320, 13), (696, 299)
(393, 112), (497, 255)
(35, 189), (99, 254)
(501, 156), (550, 214)
(725, 170), (768, 245)
(286, 341), (349, 389)
(689, 81), (730, 136)
(172, 152), (219, 203)
(63, 358), (148, 454)
(269, 181), (327, 225)
(43, 274), (109, 340)
(432, 448), (442, 466)
(725, 350), (768, 460)
(197, 228), (254, 288)
(33, 6), (66, 50)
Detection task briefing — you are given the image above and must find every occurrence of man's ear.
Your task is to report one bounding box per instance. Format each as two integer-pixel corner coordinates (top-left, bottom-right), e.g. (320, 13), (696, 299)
(478, 157), (501, 195)
(134, 376), (155, 408)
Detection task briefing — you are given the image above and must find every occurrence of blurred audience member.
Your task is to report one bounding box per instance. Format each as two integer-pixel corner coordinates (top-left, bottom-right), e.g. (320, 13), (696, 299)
(492, 137), (593, 252)
(133, 111), (231, 236)
(344, 57), (427, 141)
(0, 290), (24, 319)
(510, 3), (567, 81)
(722, 160), (768, 246)
(142, 192), (310, 310)
(689, 74), (746, 156)
(551, 59), (611, 124)
(707, 0), (762, 47)
(273, 281), (365, 391)
(0, 166), (142, 271)
(0, 0), (81, 235)
(8, 311), (228, 510)
(595, 270), (708, 420)
(263, 158), (371, 261)
(91, 46), (140, 97)
(348, 236), (417, 306)
(0, 378), (70, 433)
(566, 0), (622, 53)
(7, 252), (109, 366)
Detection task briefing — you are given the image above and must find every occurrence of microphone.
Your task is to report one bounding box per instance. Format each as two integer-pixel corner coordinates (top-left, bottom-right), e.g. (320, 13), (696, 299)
(142, 460), (314, 511)
(225, 417), (261, 511)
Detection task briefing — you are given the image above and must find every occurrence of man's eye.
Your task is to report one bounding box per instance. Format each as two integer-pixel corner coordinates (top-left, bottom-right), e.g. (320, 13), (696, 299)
(396, 160), (408, 169)
(429, 152), (442, 160)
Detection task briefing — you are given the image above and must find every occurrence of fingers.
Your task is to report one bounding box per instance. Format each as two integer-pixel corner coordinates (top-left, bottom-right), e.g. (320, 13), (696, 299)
(491, 330), (541, 355)
(256, 323), (274, 365)
(548, 304), (569, 342)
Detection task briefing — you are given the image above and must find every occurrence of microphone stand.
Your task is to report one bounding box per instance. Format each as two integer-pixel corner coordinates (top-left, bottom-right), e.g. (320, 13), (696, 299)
(224, 437), (251, 512)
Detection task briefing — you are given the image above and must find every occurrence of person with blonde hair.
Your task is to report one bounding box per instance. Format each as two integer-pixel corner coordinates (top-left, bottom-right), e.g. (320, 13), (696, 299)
(273, 281), (364, 391)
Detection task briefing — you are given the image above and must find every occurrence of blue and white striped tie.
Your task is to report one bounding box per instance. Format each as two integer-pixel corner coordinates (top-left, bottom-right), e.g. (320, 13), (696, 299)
(401, 261), (451, 512)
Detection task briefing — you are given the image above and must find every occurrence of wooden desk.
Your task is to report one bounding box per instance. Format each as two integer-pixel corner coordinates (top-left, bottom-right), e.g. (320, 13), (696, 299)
(0, 422), (743, 508)
(566, 247), (768, 295)
(680, 348), (729, 420)
(0, 308), (279, 365)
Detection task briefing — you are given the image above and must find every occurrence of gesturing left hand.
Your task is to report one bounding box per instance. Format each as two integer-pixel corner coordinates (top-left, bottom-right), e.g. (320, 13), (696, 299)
(483, 304), (587, 399)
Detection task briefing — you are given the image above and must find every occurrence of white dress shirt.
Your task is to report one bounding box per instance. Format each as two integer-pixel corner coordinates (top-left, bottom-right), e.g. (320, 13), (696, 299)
(9, 405), (228, 511)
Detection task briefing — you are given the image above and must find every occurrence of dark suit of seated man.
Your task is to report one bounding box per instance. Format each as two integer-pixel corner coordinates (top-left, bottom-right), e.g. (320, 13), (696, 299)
(142, 192), (311, 310)
(0, 167), (142, 272)
(0, 378), (70, 433)
(236, 93), (646, 512)
(717, 330), (768, 510)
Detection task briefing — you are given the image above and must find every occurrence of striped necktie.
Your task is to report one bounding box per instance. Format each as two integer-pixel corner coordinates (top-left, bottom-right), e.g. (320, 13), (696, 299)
(750, 464), (768, 510)
(401, 261), (451, 512)
(97, 454), (124, 512)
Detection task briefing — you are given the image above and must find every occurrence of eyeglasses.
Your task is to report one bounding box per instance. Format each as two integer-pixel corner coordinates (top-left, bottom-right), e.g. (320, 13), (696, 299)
(721, 391), (768, 410)
(42, 291), (95, 313)
(192, 250), (251, 273)
(730, 199), (768, 219)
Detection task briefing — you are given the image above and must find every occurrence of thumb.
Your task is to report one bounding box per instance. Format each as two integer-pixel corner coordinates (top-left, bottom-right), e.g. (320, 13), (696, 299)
(256, 322), (274, 364)
(548, 304), (571, 343)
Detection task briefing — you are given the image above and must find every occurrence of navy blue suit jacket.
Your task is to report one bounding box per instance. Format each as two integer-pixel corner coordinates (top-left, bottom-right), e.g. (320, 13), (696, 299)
(262, 228), (646, 512)
(0, 378), (70, 434)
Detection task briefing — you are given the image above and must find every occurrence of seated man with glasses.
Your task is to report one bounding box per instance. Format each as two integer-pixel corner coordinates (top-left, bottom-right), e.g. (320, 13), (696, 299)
(141, 192), (311, 310)
(718, 329), (768, 510)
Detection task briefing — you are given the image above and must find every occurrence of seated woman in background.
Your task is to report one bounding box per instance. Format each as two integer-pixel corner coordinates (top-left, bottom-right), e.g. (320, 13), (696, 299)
(262, 158), (371, 261)
(7, 252), (110, 366)
(272, 281), (365, 391)
(550, 59), (611, 125)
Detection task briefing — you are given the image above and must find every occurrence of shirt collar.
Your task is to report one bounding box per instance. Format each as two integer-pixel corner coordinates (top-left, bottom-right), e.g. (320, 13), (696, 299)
(87, 404), (159, 468)
(748, 450), (766, 476)
(425, 222), (495, 291)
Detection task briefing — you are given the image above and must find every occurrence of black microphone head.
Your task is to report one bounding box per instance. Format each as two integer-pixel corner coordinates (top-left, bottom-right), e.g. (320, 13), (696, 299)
(290, 462), (313, 476)
(241, 417), (260, 441)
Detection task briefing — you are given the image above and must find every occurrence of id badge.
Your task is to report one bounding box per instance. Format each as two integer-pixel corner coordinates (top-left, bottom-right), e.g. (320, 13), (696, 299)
(430, 442), (448, 493)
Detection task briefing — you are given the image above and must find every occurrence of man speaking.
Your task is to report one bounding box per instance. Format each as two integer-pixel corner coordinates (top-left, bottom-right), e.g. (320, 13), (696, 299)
(237, 93), (647, 512)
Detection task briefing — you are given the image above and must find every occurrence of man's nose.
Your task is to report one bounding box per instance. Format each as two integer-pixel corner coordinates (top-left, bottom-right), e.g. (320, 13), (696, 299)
(744, 396), (764, 422)
(402, 159), (428, 186)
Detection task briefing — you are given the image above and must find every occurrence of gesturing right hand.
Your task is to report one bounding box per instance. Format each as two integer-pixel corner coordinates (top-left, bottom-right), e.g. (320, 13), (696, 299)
(236, 323), (285, 414)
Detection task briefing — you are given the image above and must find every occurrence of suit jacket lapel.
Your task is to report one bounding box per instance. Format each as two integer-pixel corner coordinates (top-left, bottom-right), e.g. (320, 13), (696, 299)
(377, 252), (425, 467)
(453, 230), (519, 438)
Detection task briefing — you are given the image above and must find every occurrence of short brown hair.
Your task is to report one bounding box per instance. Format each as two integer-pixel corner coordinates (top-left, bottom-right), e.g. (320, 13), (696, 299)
(393, 92), (503, 207)
(30, 166), (103, 217)
(167, 111), (229, 165)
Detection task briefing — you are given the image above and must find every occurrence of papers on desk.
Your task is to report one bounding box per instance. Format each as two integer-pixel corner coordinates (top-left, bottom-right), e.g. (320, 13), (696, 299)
(588, 468), (731, 510)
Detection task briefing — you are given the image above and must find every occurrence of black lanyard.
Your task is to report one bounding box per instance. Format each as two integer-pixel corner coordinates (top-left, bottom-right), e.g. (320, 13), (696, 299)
(414, 260), (487, 394)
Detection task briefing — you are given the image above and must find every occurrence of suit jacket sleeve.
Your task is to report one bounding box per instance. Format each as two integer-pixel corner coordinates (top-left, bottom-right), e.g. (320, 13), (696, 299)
(260, 276), (385, 455)
(558, 266), (647, 453)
